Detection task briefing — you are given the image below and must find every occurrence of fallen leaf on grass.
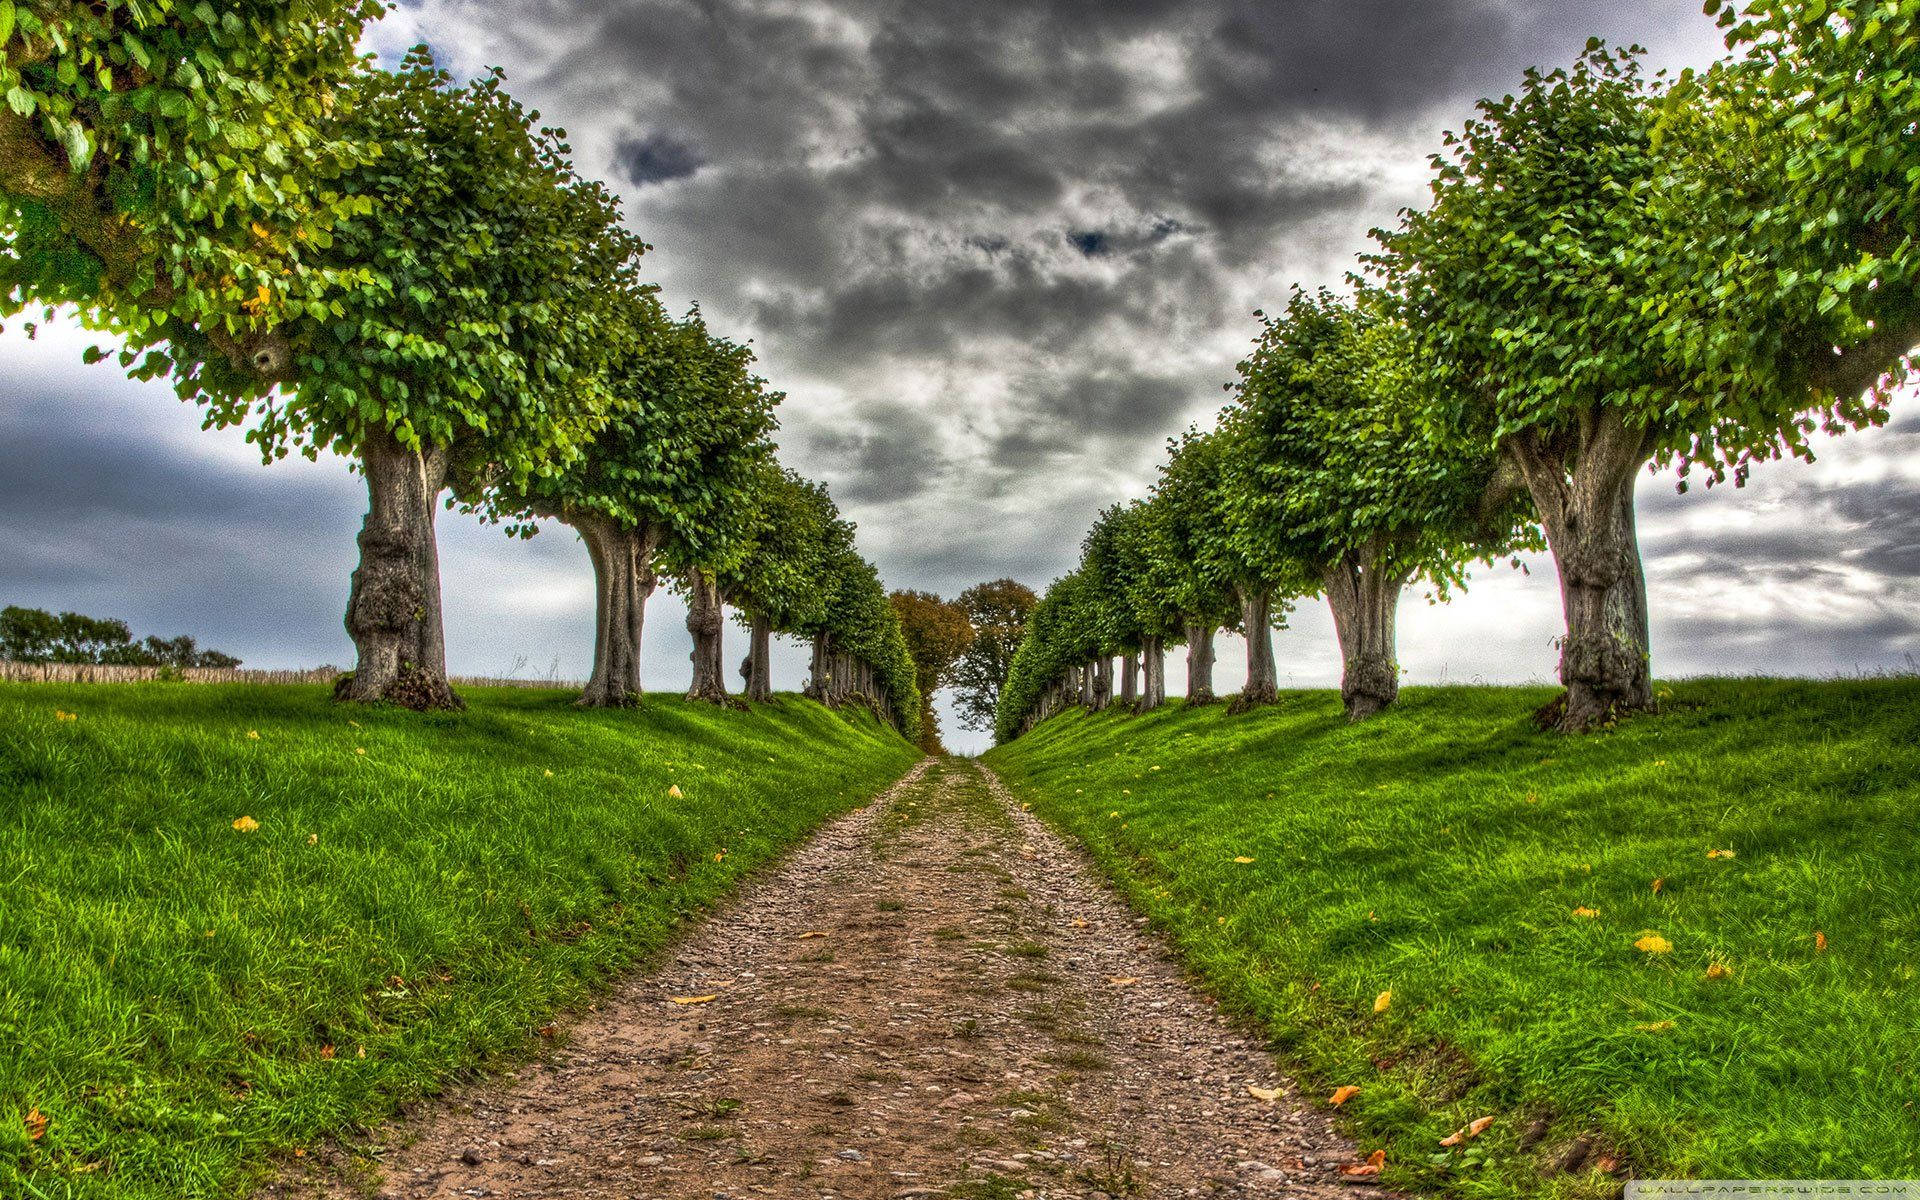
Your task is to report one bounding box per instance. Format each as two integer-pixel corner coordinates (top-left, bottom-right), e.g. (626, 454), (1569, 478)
(1070, 918), (1088, 928)
(319, 1045), (335, 1059)
(1704, 962), (1731, 980)
(54, 710), (76, 722)
(1234, 856), (1256, 864)
(1469, 1115), (1494, 1136)
(713, 850), (727, 862)
(1339, 1150), (1386, 1178)
(307, 833), (318, 845)
(1440, 1127), (1466, 1146)
(1106, 976), (1138, 987)
(1634, 934), (1673, 954)
(246, 730), (261, 740)
(796, 931), (829, 940)
(1636, 1020), (1676, 1032)
(1814, 930), (1828, 952)
(1572, 906), (1600, 918)
(1651, 877), (1664, 894)
(232, 816), (260, 833)
(1707, 848), (1736, 859)
(1374, 990), (1392, 1014)
(1330, 1085), (1361, 1107)
(667, 784), (684, 799)
(536, 1023), (558, 1037)
(1247, 1085), (1282, 1102)
(670, 994), (719, 1005)
(25, 1107), (48, 1141)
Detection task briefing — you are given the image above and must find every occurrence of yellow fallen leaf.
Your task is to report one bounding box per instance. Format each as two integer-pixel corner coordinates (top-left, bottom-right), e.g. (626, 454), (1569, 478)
(1651, 877), (1664, 894)
(232, 815), (260, 833)
(1247, 1084), (1281, 1101)
(246, 730), (261, 740)
(1634, 933), (1673, 954)
(1814, 930), (1828, 952)
(713, 850), (726, 862)
(1330, 1085), (1361, 1107)
(1704, 962), (1730, 980)
(796, 931), (829, 939)
(670, 994), (719, 1005)
(1233, 856), (1255, 864)
(668, 784), (684, 799)
(1374, 990), (1392, 1014)
(1439, 1126), (1466, 1147)
(1707, 848), (1736, 859)
(1572, 906), (1600, 918)
(1071, 918), (1088, 928)
(1106, 976), (1138, 987)
(25, 1107), (48, 1141)
(55, 710), (77, 722)
(306, 833), (318, 845)
(348, 720), (360, 728)
(354, 747), (366, 756)
(1637, 1020), (1676, 1032)
(543, 769), (553, 777)
(1468, 1115), (1494, 1136)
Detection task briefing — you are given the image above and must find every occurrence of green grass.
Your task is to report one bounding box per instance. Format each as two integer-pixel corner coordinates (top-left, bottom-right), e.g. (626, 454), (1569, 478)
(0, 682), (919, 1199)
(985, 678), (1920, 1197)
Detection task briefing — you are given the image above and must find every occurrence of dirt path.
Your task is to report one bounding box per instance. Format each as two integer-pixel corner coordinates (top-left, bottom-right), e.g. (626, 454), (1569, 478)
(277, 758), (1382, 1199)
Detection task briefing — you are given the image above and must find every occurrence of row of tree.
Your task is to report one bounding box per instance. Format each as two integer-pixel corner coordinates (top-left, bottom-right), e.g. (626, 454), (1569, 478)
(998, 3), (1917, 741)
(0, 5), (921, 732)
(0, 605), (241, 669)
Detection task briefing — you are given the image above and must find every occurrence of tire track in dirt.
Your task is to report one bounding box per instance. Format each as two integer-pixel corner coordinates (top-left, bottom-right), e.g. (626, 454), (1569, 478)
(272, 757), (1383, 1199)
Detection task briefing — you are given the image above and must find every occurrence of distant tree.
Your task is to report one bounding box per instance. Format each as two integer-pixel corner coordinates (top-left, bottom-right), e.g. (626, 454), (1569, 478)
(887, 590), (974, 751)
(950, 579), (1038, 734)
(0, 606), (240, 667)
(1079, 505), (1145, 712)
(731, 469), (839, 704)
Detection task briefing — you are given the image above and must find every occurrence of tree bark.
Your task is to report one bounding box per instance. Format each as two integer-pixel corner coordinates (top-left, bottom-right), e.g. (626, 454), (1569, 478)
(337, 427), (460, 710)
(1090, 656), (1113, 712)
(1140, 635), (1165, 711)
(1120, 653), (1139, 709)
(572, 514), (657, 708)
(1234, 588), (1279, 711)
(1323, 541), (1409, 721)
(744, 611), (775, 703)
(1506, 411), (1655, 732)
(1185, 624), (1217, 704)
(684, 568), (730, 704)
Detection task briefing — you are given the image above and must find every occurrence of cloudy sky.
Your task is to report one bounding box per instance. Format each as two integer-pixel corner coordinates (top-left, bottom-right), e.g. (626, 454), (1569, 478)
(4, 0), (1917, 751)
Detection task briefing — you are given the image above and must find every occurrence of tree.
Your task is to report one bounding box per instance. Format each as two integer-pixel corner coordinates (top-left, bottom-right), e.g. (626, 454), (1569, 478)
(731, 469), (838, 704)
(504, 305), (779, 707)
(1145, 429), (1244, 705)
(208, 51), (645, 709)
(0, 1), (382, 387)
(1368, 44), (1887, 732)
(888, 590), (974, 751)
(949, 578), (1037, 734)
(1230, 286), (1535, 719)
(0, 606), (240, 666)
(1080, 505), (1147, 712)
(802, 547), (922, 741)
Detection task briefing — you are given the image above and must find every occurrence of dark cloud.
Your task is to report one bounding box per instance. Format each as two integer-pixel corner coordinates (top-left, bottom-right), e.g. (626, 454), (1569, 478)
(613, 131), (705, 186)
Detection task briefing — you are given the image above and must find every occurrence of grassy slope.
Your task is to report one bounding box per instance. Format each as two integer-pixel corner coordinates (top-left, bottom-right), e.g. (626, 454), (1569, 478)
(0, 683), (919, 1199)
(986, 679), (1920, 1196)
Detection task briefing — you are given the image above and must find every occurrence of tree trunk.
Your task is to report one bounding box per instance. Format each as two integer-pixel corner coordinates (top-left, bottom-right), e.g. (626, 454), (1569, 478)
(744, 611), (774, 703)
(337, 427), (460, 710)
(1120, 653), (1139, 709)
(685, 568), (730, 704)
(1323, 542), (1408, 721)
(1090, 656), (1113, 712)
(1140, 635), (1165, 711)
(1185, 624), (1216, 704)
(806, 634), (828, 699)
(1507, 412), (1655, 733)
(573, 514), (657, 708)
(1235, 588), (1278, 711)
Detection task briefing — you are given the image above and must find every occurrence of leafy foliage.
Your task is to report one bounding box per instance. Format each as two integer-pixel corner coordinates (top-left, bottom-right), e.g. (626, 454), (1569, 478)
(949, 579), (1038, 734)
(0, 605), (239, 666)
(887, 589), (973, 750)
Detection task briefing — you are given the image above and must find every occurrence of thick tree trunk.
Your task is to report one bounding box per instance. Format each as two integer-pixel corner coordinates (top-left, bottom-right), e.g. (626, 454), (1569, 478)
(338, 427), (460, 710)
(573, 514), (657, 708)
(1234, 588), (1278, 711)
(684, 568), (730, 704)
(1185, 624), (1216, 704)
(805, 634), (828, 699)
(1120, 653), (1139, 709)
(1090, 656), (1113, 712)
(744, 611), (775, 703)
(1323, 542), (1409, 721)
(1507, 413), (1655, 733)
(1140, 635), (1165, 711)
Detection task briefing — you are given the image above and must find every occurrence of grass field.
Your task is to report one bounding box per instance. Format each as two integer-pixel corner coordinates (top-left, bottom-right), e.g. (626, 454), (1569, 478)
(0, 682), (919, 1200)
(985, 678), (1920, 1197)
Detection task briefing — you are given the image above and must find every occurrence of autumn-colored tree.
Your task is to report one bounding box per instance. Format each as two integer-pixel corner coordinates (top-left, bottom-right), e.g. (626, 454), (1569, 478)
(949, 579), (1038, 734)
(888, 590), (974, 751)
